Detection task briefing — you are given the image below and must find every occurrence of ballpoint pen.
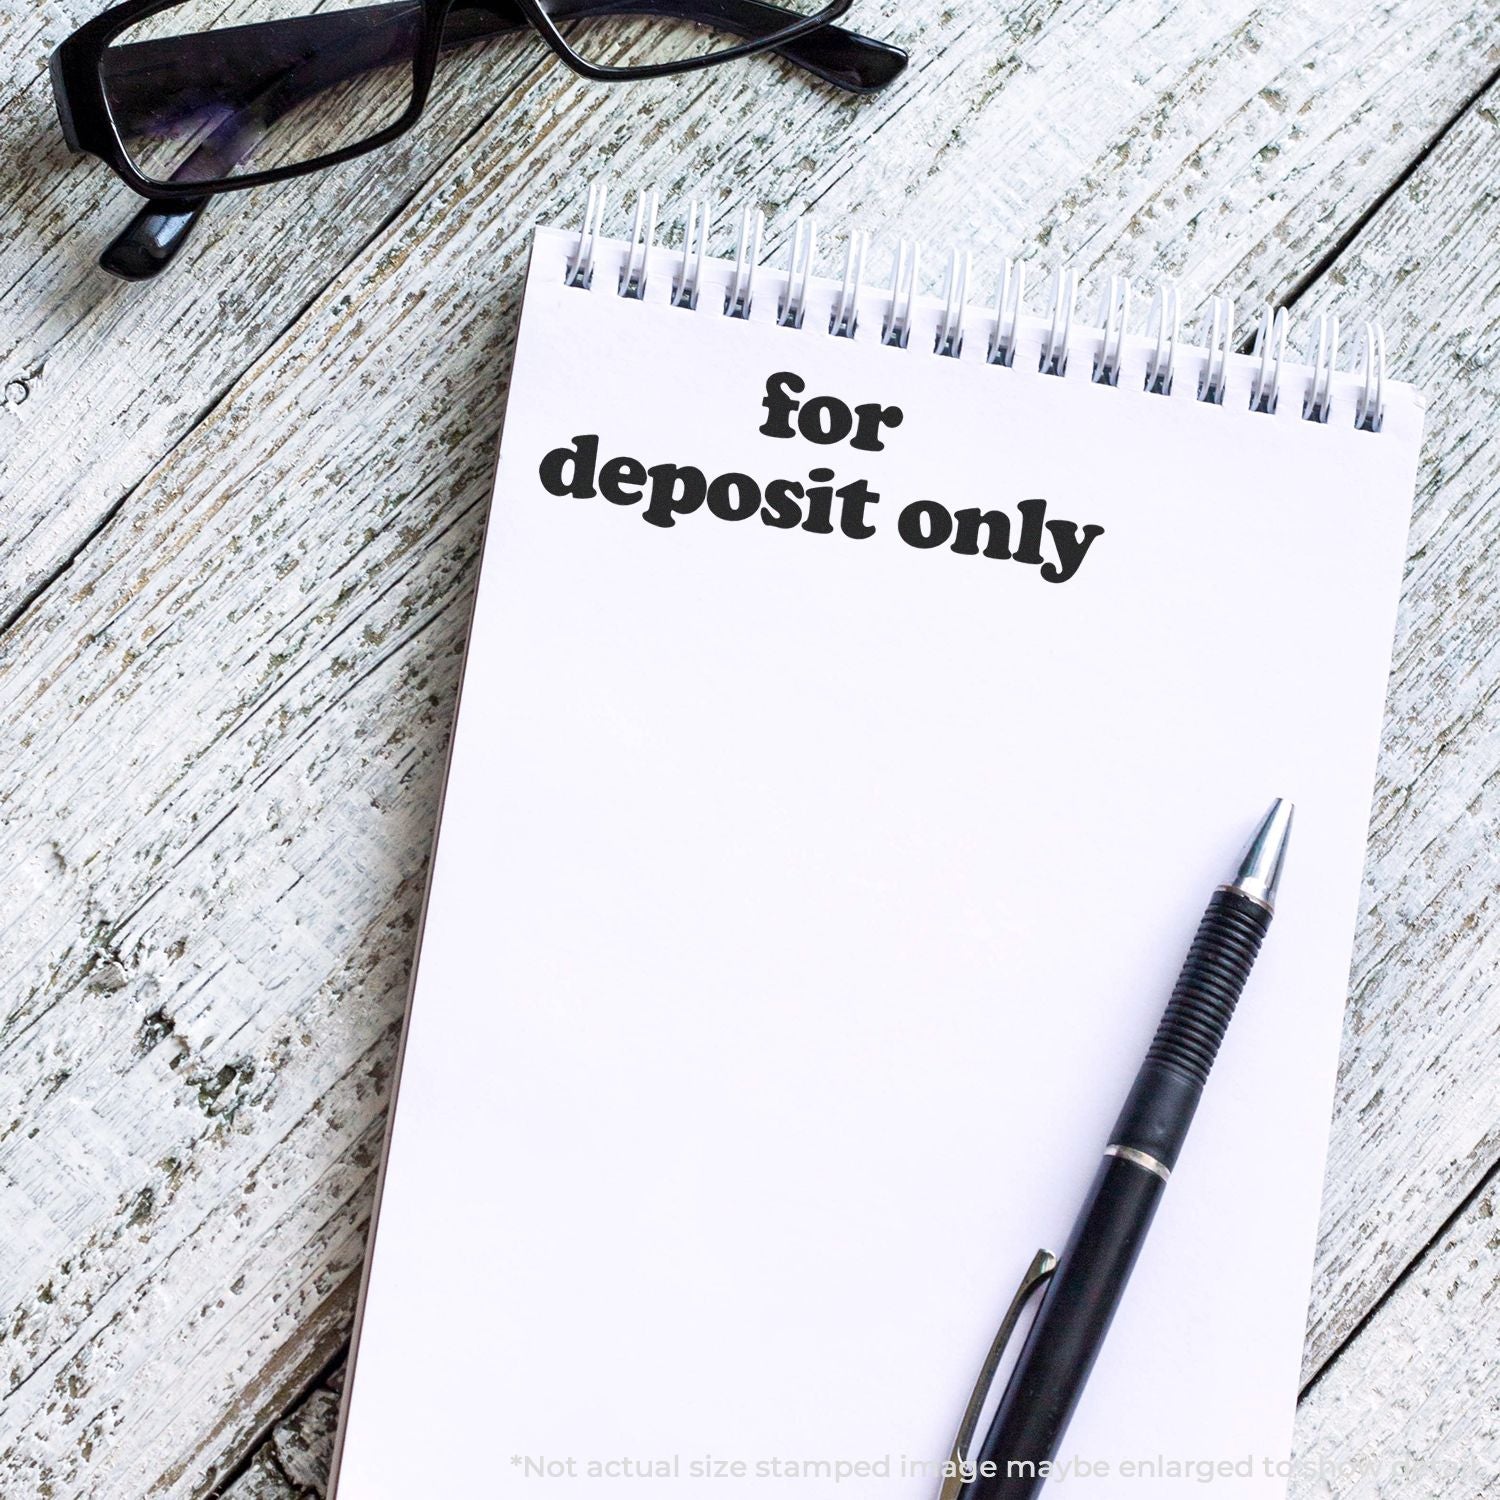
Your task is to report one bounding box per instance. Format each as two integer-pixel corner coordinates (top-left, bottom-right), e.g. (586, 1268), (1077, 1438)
(942, 799), (1294, 1500)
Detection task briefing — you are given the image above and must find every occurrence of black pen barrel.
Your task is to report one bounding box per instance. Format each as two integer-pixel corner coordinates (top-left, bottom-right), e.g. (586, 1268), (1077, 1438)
(960, 884), (1274, 1500)
(963, 1155), (1164, 1499)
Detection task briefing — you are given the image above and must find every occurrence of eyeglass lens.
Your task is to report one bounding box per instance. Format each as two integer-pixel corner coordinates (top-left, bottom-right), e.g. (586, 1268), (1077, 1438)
(99, 0), (424, 187)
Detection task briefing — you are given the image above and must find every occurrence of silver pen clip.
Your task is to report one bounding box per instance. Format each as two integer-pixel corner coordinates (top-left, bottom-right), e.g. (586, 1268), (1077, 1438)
(936, 1248), (1058, 1500)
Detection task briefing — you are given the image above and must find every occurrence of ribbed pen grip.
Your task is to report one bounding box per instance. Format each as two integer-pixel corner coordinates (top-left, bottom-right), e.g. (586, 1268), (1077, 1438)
(1147, 888), (1270, 1086)
(1109, 886), (1273, 1170)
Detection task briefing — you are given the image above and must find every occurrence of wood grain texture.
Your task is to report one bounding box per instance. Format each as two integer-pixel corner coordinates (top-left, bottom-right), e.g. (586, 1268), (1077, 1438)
(220, 1368), (344, 1500)
(0, 0), (1497, 1494)
(3, 0), (1499, 620)
(1297, 83), (1500, 1378)
(1293, 1168), (1500, 1495)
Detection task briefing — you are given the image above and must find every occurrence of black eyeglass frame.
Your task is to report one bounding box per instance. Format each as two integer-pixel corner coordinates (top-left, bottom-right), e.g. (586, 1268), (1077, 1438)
(51, 0), (856, 202)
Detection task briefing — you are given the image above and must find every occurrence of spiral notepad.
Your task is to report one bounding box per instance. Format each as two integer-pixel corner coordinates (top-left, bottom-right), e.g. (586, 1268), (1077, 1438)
(332, 192), (1425, 1499)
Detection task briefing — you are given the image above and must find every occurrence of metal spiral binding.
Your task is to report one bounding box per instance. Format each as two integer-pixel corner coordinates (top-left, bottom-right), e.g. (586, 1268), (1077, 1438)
(1197, 295), (1234, 405)
(726, 206), (763, 319)
(778, 218), (816, 329)
(988, 259), (1025, 369)
(566, 186), (1393, 433)
(1040, 267), (1078, 378)
(829, 232), (867, 339)
(619, 189), (658, 300)
(1145, 286), (1181, 396)
(1354, 321), (1386, 432)
(883, 240), (920, 348)
(672, 198), (709, 310)
(1251, 305), (1288, 414)
(1303, 312), (1339, 424)
(935, 250), (971, 358)
(1093, 275), (1130, 386)
(565, 180), (607, 289)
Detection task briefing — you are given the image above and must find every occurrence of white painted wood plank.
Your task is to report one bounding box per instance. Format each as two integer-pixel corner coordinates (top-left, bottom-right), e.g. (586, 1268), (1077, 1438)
(220, 1369), (344, 1499)
(3, 0), (1499, 625)
(1294, 91), (1500, 1375)
(2, 4), (1498, 1495)
(1292, 1172), (1500, 1496)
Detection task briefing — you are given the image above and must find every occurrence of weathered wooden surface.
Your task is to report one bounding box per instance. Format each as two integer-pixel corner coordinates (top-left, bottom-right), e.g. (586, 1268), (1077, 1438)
(0, 0), (1496, 1495)
(1294, 1168), (1500, 1494)
(1291, 84), (1500, 1384)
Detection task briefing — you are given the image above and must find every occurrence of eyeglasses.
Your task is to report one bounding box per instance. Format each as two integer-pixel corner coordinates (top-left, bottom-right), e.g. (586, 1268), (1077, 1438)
(49, 0), (906, 281)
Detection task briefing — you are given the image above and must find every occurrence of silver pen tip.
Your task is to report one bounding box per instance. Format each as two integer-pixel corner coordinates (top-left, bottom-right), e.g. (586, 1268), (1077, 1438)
(1230, 799), (1294, 912)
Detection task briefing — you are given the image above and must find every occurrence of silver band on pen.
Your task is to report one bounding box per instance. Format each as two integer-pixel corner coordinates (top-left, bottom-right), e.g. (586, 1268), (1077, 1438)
(1103, 1143), (1171, 1182)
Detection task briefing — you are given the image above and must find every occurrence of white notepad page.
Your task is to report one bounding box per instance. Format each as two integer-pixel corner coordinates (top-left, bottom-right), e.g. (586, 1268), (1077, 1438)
(332, 224), (1424, 1499)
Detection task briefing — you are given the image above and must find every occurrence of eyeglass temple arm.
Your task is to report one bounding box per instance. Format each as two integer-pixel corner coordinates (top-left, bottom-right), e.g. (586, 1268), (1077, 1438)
(455, 0), (906, 93)
(101, 0), (905, 277)
(101, 197), (210, 279)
